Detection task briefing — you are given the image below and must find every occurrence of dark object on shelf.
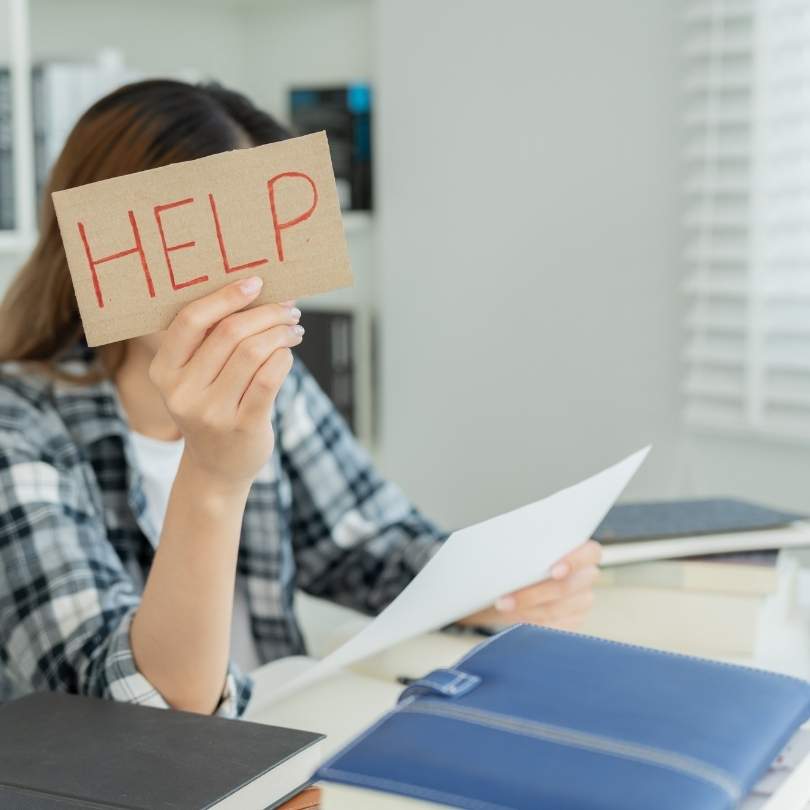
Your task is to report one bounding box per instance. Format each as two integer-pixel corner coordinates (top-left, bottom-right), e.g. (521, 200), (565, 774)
(295, 309), (355, 430)
(0, 69), (14, 230)
(290, 84), (372, 211)
(30, 63), (48, 215)
(0, 64), (53, 227)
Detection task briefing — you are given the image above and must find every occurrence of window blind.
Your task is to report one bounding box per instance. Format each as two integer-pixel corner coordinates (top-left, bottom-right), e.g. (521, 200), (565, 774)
(684, 0), (810, 440)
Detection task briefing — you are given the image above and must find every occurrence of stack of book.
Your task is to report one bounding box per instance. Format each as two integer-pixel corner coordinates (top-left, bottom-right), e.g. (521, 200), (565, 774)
(580, 498), (810, 658)
(583, 551), (780, 656)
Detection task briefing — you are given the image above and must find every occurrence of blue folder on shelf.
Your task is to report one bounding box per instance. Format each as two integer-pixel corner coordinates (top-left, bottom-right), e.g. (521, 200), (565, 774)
(315, 625), (810, 809)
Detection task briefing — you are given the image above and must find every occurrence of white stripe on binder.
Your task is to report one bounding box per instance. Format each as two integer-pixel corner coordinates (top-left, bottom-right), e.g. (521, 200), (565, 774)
(401, 700), (741, 803)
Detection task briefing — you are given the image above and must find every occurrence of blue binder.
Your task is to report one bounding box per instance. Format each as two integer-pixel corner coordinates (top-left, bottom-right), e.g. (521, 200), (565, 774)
(315, 625), (810, 809)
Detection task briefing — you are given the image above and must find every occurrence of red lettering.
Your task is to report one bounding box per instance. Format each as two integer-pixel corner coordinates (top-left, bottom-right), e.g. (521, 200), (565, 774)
(154, 197), (208, 290)
(77, 211), (154, 309)
(208, 193), (269, 274)
(267, 172), (318, 262)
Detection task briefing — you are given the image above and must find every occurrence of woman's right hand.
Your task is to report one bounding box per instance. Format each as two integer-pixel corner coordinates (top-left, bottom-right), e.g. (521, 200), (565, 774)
(148, 276), (303, 491)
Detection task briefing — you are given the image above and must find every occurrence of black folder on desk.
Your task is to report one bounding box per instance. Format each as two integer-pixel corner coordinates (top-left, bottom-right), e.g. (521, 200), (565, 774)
(0, 692), (323, 809)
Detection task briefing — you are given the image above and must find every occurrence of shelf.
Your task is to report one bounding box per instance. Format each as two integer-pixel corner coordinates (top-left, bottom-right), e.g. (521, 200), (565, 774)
(342, 210), (372, 235)
(0, 230), (35, 254)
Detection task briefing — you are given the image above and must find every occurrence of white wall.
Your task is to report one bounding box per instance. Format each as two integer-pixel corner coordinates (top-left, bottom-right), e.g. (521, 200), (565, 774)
(239, 0), (372, 126)
(27, 0), (248, 87)
(0, 253), (22, 290)
(373, 0), (683, 528)
(680, 433), (810, 514)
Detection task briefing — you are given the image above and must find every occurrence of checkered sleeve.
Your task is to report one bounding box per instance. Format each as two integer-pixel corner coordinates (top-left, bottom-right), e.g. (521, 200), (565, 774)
(279, 361), (448, 614)
(0, 432), (250, 716)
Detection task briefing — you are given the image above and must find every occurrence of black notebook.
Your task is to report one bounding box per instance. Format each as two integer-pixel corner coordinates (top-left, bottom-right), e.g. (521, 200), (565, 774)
(595, 498), (805, 542)
(594, 498), (810, 565)
(0, 692), (323, 809)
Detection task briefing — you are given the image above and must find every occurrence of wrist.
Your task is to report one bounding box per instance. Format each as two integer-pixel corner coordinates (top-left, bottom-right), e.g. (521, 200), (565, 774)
(175, 451), (253, 506)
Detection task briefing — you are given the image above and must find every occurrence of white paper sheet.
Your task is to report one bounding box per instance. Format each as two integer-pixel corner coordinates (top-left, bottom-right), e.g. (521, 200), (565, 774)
(257, 447), (650, 707)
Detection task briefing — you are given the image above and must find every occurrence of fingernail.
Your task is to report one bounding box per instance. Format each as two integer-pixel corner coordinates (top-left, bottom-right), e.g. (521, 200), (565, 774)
(551, 563), (570, 580)
(240, 276), (263, 295)
(291, 325), (305, 336)
(289, 307), (302, 321)
(495, 596), (516, 612)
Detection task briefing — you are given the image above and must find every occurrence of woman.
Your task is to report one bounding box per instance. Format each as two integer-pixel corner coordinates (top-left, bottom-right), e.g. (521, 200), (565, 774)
(0, 80), (600, 716)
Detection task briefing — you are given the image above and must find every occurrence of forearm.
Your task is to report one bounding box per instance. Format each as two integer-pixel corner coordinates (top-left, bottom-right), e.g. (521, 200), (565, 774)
(131, 452), (250, 714)
(126, 279), (300, 712)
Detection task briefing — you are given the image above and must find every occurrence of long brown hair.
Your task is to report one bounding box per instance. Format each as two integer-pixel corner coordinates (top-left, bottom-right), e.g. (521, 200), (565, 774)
(0, 79), (290, 380)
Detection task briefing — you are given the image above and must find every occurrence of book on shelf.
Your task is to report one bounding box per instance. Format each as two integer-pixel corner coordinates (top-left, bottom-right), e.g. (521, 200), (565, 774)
(0, 51), (136, 231)
(290, 84), (372, 212)
(0, 68), (14, 231)
(31, 53), (136, 212)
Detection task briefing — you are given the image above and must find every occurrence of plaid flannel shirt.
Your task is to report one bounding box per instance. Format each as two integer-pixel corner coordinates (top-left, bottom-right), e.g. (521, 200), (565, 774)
(0, 350), (445, 716)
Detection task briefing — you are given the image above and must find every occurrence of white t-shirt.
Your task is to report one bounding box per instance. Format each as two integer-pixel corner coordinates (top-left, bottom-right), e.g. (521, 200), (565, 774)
(128, 431), (262, 674)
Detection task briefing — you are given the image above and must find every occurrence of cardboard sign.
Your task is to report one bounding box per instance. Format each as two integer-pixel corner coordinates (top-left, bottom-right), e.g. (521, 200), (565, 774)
(52, 131), (353, 346)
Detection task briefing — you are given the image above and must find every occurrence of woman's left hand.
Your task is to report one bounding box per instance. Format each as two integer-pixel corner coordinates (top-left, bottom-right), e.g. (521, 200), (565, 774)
(458, 540), (602, 631)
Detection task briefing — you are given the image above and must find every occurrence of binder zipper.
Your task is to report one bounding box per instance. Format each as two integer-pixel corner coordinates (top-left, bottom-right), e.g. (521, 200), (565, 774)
(400, 700), (741, 803)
